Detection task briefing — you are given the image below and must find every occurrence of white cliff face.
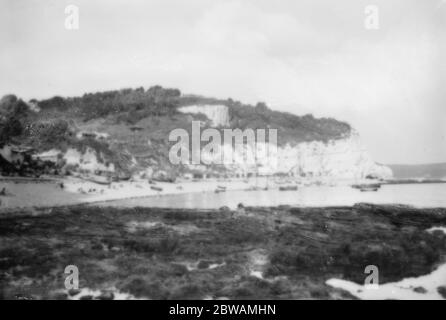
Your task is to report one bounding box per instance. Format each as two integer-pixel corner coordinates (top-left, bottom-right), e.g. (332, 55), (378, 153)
(197, 131), (392, 181)
(178, 105), (230, 127)
(175, 105), (391, 180)
(272, 132), (393, 180)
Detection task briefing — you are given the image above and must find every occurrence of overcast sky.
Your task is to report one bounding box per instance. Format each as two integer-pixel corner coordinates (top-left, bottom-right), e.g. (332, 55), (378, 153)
(1, 0), (445, 164)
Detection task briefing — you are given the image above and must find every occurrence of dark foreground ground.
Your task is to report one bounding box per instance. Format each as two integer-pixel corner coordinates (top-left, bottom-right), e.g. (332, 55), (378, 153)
(0, 203), (445, 300)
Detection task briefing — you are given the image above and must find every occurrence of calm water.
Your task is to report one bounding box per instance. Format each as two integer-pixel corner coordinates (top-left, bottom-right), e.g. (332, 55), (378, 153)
(0, 180), (84, 210)
(98, 183), (446, 209)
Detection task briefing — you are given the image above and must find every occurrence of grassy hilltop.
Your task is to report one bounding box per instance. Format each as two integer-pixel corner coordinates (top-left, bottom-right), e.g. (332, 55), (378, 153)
(0, 86), (351, 176)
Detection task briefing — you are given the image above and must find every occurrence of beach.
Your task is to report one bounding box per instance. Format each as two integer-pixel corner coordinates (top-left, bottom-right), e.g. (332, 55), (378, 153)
(0, 176), (255, 211)
(0, 175), (351, 210)
(2, 176), (446, 212)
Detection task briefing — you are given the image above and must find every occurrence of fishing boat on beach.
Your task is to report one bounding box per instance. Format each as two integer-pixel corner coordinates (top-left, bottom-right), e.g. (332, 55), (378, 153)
(359, 186), (380, 192)
(214, 185), (227, 193)
(352, 183), (381, 192)
(85, 175), (111, 185)
(245, 186), (261, 191)
(279, 185), (298, 191)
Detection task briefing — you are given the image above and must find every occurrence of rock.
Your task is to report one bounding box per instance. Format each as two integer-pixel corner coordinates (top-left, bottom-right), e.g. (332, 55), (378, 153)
(400, 226), (418, 234)
(431, 230), (446, 237)
(170, 263), (188, 276)
(219, 206), (230, 212)
(236, 203), (246, 215)
(51, 292), (68, 300)
(122, 278), (159, 298)
(14, 293), (36, 300)
(96, 291), (114, 300)
(413, 286), (427, 294)
(68, 289), (81, 296)
(91, 242), (103, 250)
(310, 287), (330, 298)
(197, 260), (211, 269)
(437, 286), (446, 298)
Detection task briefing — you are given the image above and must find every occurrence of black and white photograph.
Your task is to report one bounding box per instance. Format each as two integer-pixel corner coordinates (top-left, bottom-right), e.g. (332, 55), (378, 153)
(0, 0), (445, 305)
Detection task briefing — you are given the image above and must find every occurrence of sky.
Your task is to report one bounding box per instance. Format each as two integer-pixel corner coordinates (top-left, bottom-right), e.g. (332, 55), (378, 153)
(0, 0), (445, 164)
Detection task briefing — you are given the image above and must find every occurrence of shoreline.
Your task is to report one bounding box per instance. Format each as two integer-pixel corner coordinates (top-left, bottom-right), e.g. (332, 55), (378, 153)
(2, 178), (446, 212)
(1, 175), (446, 212)
(0, 176), (258, 211)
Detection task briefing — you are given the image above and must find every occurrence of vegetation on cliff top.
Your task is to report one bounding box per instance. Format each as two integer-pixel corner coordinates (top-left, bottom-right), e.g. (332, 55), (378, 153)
(0, 86), (351, 174)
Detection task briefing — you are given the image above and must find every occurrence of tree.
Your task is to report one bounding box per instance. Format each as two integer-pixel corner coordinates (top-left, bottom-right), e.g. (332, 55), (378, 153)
(0, 95), (29, 143)
(0, 117), (23, 143)
(255, 102), (269, 113)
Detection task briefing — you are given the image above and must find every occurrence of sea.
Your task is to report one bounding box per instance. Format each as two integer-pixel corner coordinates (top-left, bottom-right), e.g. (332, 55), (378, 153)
(99, 183), (446, 209)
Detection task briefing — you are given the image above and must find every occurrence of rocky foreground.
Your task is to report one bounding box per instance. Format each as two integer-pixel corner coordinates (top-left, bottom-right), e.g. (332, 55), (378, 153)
(0, 203), (445, 300)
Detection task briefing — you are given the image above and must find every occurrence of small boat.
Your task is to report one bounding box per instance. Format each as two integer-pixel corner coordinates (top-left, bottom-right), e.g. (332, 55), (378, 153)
(85, 175), (111, 185)
(217, 185), (226, 190)
(153, 177), (176, 183)
(279, 185), (298, 191)
(352, 183), (381, 191)
(215, 188), (226, 193)
(245, 186), (261, 191)
(150, 186), (163, 192)
(117, 174), (131, 181)
(360, 186), (379, 192)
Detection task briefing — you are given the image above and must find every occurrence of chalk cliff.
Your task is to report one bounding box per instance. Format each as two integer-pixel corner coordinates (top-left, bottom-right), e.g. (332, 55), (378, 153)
(191, 105), (392, 180)
(178, 104), (230, 127)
